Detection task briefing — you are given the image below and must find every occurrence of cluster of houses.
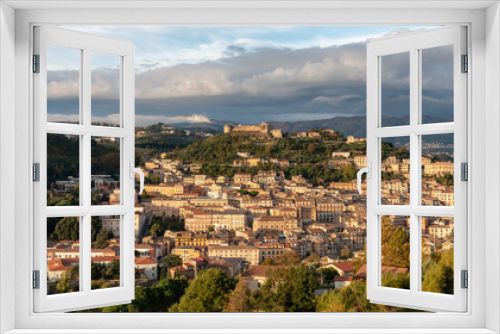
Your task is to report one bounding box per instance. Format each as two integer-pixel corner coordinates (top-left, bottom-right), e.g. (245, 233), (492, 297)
(47, 133), (454, 292)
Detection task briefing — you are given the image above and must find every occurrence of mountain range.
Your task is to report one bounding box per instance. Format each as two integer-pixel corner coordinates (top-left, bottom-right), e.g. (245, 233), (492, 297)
(172, 115), (450, 138)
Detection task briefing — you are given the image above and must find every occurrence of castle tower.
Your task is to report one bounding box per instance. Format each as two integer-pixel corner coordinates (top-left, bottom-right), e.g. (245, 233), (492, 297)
(224, 125), (234, 133)
(260, 122), (270, 133)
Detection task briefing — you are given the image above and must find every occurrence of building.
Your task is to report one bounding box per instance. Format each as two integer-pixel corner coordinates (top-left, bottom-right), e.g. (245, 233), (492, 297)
(185, 211), (213, 232)
(332, 151), (351, 158)
(429, 224), (454, 238)
(224, 122), (283, 138)
(316, 198), (345, 222)
(347, 136), (366, 144)
(212, 210), (247, 231)
(253, 216), (299, 233)
(208, 244), (260, 265)
(324, 261), (355, 276)
(423, 162), (454, 175)
(242, 265), (275, 290)
(171, 247), (204, 261)
(134, 211), (150, 238)
(234, 173), (252, 184)
(134, 257), (158, 280)
(134, 244), (156, 260)
(101, 216), (121, 237)
(175, 231), (208, 247)
(334, 275), (353, 289)
(354, 155), (367, 168)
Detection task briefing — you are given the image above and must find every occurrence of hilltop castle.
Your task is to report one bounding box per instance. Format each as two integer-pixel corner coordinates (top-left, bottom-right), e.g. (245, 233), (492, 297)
(224, 122), (283, 139)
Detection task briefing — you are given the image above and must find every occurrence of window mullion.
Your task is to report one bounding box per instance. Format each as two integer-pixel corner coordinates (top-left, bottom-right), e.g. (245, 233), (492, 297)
(81, 47), (92, 294)
(409, 47), (420, 293)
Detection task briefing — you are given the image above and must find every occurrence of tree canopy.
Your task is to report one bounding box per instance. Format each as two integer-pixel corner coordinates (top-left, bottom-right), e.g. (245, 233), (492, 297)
(170, 268), (236, 312)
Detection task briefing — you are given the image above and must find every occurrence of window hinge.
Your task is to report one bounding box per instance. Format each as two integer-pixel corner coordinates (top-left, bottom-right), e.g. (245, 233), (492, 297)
(33, 270), (40, 289)
(33, 54), (40, 73)
(461, 162), (468, 181)
(33, 163), (40, 182)
(461, 270), (468, 289)
(461, 54), (468, 73)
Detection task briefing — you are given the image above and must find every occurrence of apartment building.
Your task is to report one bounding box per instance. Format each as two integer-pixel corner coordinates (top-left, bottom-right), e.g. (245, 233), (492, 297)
(253, 216), (299, 233)
(208, 244), (260, 265)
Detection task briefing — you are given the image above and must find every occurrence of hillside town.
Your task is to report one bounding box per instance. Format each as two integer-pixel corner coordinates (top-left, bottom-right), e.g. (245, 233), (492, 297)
(46, 124), (455, 303)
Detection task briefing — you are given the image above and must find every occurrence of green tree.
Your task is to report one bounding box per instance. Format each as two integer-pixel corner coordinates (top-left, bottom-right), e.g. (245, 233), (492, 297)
(162, 254), (182, 269)
(316, 280), (414, 312)
(95, 228), (113, 249)
(91, 262), (103, 280)
(101, 278), (189, 312)
(224, 279), (251, 312)
(381, 218), (410, 268)
(353, 246), (367, 271)
(51, 217), (79, 241)
(382, 272), (410, 289)
(104, 259), (120, 280)
(149, 223), (163, 237)
(319, 267), (338, 281)
(55, 275), (72, 294)
(171, 268), (236, 312)
(55, 265), (79, 294)
(91, 216), (103, 242)
(316, 280), (376, 312)
(422, 249), (454, 294)
(304, 252), (321, 264)
(264, 251), (302, 266)
(257, 264), (316, 312)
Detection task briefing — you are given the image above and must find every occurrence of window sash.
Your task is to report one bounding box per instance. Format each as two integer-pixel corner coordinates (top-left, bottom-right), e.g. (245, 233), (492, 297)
(366, 26), (468, 312)
(32, 25), (136, 313)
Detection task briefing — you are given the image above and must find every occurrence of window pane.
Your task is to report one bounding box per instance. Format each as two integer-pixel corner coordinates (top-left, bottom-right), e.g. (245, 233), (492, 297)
(381, 52), (410, 127)
(47, 44), (80, 124)
(421, 45), (454, 124)
(421, 216), (454, 295)
(47, 217), (80, 295)
(380, 215), (410, 290)
(421, 134), (454, 206)
(47, 134), (80, 206)
(91, 137), (121, 205)
(381, 137), (410, 205)
(91, 52), (121, 127)
(91, 216), (121, 290)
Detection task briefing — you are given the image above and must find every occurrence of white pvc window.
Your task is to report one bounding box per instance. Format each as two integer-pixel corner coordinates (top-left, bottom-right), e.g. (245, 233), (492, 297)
(366, 26), (467, 312)
(33, 26), (136, 312)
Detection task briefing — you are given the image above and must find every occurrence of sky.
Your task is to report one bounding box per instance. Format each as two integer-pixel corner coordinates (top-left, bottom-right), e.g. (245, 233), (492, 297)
(46, 26), (452, 126)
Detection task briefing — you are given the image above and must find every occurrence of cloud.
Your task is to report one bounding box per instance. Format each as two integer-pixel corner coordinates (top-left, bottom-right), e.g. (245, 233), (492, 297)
(47, 70), (79, 99)
(47, 113), (211, 127)
(313, 94), (361, 106)
(135, 114), (212, 126)
(46, 27), (452, 125)
(47, 113), (80, 123)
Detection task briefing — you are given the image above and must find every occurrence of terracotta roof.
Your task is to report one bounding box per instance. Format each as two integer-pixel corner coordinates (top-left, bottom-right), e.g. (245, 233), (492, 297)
(243, 265), (276, 277)
(331, 261), (355, 273)
(135, 257), (157, 265)
(47, 258), (79, 271)
(48, 248), (79, 253)
(334, 275), (354, 282)
(134, 244), (154, 250)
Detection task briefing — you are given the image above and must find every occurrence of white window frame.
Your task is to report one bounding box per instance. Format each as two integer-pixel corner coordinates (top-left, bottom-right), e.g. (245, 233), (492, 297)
(366, 26), (467, 312)
(0, 1), (499, 333)
(33, 25), (136, 312)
